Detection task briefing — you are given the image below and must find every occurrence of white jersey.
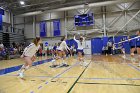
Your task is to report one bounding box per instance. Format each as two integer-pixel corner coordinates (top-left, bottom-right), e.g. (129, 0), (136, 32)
(57, 41), (70, 51)
(56, 46), (59, 50)
(107, 41), (112, 47)
(74, 36), (85, 50)
(48, 46), (53, 50)
(22, 43), (40, 57)
(0, 44), (4, 48)
(44, 46), (47, 51)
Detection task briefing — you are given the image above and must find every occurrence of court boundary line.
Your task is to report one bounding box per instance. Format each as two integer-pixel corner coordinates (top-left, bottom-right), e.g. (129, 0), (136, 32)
(128, 64), (140, 72)
(3, 75), (140, 81)
(80, 77), (140, 80)
(117, 55), (140, 73)
(67, 61), (92, 93)
(76, 82), (140, 86)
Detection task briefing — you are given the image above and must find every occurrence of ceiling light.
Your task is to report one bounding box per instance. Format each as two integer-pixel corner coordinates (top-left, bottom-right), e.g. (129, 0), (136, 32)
(20, 1), (25, 5)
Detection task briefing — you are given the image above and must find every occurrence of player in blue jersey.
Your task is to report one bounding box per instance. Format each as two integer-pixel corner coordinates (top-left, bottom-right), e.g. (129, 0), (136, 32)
(136, 31), (140, 67)
(128, 35), (136, 62)
(129, 36), (136, 56)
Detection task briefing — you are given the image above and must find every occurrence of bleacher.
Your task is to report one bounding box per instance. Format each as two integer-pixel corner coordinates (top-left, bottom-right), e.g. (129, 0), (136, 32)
(0, 28), (25, 60)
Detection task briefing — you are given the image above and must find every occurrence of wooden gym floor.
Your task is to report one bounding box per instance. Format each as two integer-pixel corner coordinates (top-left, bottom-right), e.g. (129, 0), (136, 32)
(0, 55), (140, 93)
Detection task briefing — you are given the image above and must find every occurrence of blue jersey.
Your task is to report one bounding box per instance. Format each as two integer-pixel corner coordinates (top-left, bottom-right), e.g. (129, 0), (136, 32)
(136, 37), (140, 46)
(129, 36), (136, 47)
(53, 46), (57, 50)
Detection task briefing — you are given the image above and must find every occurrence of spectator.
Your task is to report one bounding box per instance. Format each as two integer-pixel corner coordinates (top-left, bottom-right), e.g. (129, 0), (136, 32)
(112, 44), (116, 55)
(12, 42), (16, 48)
(47, 44), (50, 56)
(0, 42), (4, 50)
(52, 43), (57, 57)
(107, 40), (113, 55)
(104, 46), (108, 56)
(44, 45), (48, 56)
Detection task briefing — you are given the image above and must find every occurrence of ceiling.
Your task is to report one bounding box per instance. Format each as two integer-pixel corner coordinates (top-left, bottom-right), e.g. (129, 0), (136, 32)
(0, 0), (139, 15)
(0, 0), (107, 15)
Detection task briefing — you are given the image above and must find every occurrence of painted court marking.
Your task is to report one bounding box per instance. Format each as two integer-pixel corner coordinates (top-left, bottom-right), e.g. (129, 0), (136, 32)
(67, 61), (92, 93)
(30, 62), (80, 93)
(0, 58), (53, 76)
(128, 64), (140, 72)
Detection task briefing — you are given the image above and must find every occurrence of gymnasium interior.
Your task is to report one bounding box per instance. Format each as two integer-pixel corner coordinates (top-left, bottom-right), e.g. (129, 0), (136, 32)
(0, 0), (140, 93)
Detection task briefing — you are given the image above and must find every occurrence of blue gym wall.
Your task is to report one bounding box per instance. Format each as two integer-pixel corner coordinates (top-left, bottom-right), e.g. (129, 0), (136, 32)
(91, 38), (103, 54)
(65, 35), (137, 55)
(90, 35), (137, 54)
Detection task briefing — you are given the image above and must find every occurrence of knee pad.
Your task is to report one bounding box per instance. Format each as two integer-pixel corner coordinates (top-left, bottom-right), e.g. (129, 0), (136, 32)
(25, 65), (30, 70)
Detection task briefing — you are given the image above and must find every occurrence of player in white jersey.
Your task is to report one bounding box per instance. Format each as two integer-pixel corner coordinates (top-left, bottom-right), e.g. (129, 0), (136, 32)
(57, 36), (71, 67)
(18, 37), (42, 78)
(74, 35), (87, 66)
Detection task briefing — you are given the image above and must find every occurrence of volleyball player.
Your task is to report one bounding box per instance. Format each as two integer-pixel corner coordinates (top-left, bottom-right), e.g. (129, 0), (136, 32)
(50, 43), (59, 68)
(53, 43), (57, 57)
(136, 31), (140, 67)
(18, 37), (42, 78)
(129, 36), (136, 57)
(74, 34), (87, 66)
(57, 36), (71, 67)
(107, 40), (113, 55)
(129, 36), (136, 60)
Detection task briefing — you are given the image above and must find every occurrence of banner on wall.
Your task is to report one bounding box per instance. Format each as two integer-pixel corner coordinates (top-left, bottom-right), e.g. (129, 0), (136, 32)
(53, 20), (61, 36)
(40, 21), (46, 37)
(0, 14), (2, 31)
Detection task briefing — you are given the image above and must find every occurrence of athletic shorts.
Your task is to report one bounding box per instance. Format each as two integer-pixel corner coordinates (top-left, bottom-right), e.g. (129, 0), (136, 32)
(77, 49), (84, 55)
(57, 49), (62, 52)
(136, 46), (140, 48)
(57, 49), (65, 53)
(130, 46), (135, 49)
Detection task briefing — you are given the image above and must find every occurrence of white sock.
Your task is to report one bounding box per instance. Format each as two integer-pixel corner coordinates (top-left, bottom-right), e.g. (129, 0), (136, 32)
(62, 58), (67, 64)
(20, 65), (29, 73)
(19, 65), (26, 73)
(19, 72), (24, 78)
(25, 65), (30, 70)
(80, 62), (83, 65)
(139, 62), (140, 66)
